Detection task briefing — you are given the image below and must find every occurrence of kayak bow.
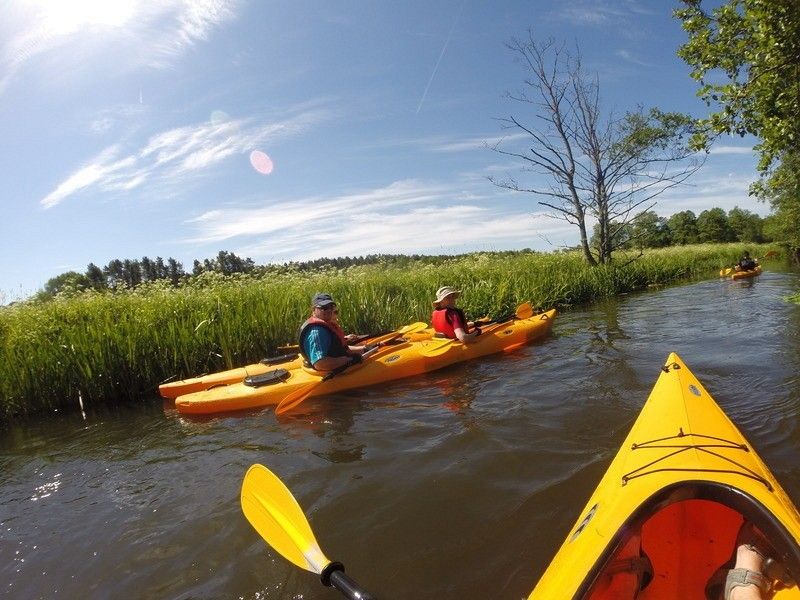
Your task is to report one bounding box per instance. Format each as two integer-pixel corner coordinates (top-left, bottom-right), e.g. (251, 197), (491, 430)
(530, 352), (800, 599)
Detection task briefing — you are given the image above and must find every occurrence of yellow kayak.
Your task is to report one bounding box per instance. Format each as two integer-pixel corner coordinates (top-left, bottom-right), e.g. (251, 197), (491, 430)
(731, 265), (763, 279)
(175, 309), (556, 414)
(159, 353), (303, 399)
(530, 352), (800, 599)
(159, 323), (435, 399)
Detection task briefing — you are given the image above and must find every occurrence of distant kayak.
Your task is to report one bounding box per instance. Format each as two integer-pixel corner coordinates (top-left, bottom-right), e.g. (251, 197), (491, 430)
(720, 265), (763, 279)
(175, 309), (556, 415)
(529, 352), (800, 599)
(731, 265), (763, 279)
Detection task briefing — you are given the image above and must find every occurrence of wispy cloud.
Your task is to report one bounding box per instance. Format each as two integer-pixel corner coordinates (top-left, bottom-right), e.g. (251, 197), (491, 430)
(615, 49), (651, 68)
(40, 105), (333, 208)
(709, 145), (755, 156)
(660, 172), (764, 215)
(361, 132), (530, 154)
(1, 0), (240, 93)
(183, 178), (576, 261)
(551, 2), (627, 26)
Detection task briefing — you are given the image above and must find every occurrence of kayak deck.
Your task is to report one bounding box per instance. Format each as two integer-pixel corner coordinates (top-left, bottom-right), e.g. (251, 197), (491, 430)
(731, 266), (762, 279)
(530, 352), (800, 599)
(175, 309), (556, 414)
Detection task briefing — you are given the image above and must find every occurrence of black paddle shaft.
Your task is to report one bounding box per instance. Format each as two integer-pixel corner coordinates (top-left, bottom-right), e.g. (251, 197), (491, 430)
(321, 562), (376, 600)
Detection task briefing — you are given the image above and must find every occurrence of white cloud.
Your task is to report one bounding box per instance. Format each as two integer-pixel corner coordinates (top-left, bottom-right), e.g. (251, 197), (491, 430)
(615, 49), (651, 68)
(709, 145), (755, 156)
(182, 178), (577, 261)
(0, 0), (240, 93)
(39, 105), (333, 208)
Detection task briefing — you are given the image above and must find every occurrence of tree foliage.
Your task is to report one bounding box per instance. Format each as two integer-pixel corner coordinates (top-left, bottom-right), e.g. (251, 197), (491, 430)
(491, 34), (701, 265)
(697, 208), (735, 243)
(675, 0), (800, 173)
(667, 210), (700, 245)
(752, 151), (800, 259)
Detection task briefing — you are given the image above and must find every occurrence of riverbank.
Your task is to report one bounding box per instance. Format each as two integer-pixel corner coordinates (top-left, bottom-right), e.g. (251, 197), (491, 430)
(0, 243), (781, 420)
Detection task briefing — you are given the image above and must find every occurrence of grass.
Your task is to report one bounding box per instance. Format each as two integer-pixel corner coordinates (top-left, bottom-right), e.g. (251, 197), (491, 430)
(0, 243), (782, 421)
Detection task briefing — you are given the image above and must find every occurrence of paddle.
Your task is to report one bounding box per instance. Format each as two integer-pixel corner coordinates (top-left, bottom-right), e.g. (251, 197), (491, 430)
(275, 321), (429, 416)
(720, 267), (733, 277)
(276, 322), (427, 353)
(469, 301), (534, 329)
(241, 464), (375, 600)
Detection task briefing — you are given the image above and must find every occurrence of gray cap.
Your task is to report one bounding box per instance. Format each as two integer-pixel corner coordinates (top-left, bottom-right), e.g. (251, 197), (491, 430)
(312, 292), (336, 308)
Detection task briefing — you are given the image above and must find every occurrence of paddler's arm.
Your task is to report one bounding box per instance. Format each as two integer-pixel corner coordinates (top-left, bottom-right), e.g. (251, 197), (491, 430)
(453, 326), (481, 344)
(312, 355), (355, 371)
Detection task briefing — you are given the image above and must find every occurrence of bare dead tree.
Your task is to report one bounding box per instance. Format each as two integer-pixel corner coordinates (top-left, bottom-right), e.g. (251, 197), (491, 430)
(489, 33), (704, 265)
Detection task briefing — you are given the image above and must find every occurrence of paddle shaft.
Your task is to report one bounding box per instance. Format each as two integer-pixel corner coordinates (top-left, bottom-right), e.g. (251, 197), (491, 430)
(275, 345), (382, 414)
(322, 563), (376, 600)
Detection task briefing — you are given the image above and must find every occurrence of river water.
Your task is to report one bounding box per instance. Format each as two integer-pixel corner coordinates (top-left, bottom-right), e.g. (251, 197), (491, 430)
(2, 270), (800, 600)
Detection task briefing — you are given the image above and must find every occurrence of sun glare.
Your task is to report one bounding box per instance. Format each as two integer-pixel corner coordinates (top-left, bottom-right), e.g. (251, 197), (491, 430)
(39, 0), (136, 36)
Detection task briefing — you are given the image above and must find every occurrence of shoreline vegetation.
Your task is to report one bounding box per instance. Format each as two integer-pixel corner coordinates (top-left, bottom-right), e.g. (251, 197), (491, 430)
(0, 243), (784, 422)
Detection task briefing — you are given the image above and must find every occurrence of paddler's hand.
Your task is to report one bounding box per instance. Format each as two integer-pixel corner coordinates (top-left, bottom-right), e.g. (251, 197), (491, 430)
(348, 353), (363, 366)
(345, 333), (360, 342)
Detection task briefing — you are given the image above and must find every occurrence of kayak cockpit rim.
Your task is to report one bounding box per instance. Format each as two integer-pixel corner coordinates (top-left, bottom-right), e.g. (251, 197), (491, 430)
(571, 480), (800, 600)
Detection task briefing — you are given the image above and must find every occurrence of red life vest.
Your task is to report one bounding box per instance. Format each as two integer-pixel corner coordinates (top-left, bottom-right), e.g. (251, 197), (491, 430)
(298, 317), (350, 366)
(431, 307), (467, 339)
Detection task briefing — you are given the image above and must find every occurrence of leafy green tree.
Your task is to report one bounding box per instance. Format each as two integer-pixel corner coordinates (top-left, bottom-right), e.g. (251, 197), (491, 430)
(590, 221), (635, 253)
(167, 258), (184, 285)
(696, 208), (734, 242)
(122, 259), (142, 287)
(41, 271), (91, 297)
(104, 259), (125, 288)
(667, 210), (700, 245)
(631, 211), (672, 249)
(727, 206), (763, 242)
(675, 0), (800, 173)
(753, 152), (800, 260)
(85, 263), (107, 290)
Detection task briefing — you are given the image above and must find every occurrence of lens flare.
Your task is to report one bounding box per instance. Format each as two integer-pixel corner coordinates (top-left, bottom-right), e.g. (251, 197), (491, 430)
(210, 110), (229, 125)
(249, 150), (274, 175)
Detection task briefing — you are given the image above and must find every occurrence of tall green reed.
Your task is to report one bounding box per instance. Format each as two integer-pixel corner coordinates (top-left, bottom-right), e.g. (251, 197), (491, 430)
(0, 243), (779, 420)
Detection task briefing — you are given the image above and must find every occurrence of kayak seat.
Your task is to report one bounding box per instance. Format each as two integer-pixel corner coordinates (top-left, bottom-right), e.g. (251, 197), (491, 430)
(244, 369), (291, 387)
(637, 498), (742, 600)
(260, 353), (298, 366)
(586, 533), (653, 600)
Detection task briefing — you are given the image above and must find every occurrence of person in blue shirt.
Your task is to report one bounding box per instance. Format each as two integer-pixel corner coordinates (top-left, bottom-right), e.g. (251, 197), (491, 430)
(298, 293), (366, 371)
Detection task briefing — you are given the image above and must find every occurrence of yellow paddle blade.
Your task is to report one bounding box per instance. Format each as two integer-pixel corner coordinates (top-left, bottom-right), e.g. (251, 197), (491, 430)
(420, 338), (455, 357)
(515, 302), (533, 320)
(241, 464), (330, 574)
(368, 321), (428, 345)
(275, 381), (318, 415)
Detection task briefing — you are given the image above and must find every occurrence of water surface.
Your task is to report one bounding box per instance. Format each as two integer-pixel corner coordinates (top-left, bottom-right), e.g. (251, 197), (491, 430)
(2, 271), (800, 599)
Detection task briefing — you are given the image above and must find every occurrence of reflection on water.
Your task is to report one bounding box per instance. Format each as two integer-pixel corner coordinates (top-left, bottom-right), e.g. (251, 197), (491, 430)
(2, 270), (800, 599)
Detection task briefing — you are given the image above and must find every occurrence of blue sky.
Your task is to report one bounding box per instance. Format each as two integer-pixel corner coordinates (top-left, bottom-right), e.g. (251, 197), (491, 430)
(1, 0), (762, 300)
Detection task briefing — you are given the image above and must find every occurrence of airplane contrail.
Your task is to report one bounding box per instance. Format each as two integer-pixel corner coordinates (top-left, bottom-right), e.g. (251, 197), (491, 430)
(416, 3), (464, 114)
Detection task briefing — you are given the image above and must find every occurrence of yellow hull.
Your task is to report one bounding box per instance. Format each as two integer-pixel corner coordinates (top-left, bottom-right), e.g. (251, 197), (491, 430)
(159, 327), (438, 399)
(159, 355), (304, 399)
(175, 309), (556, 414)
(731, 265), (763, 279)
(530, 352), (800, 599)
